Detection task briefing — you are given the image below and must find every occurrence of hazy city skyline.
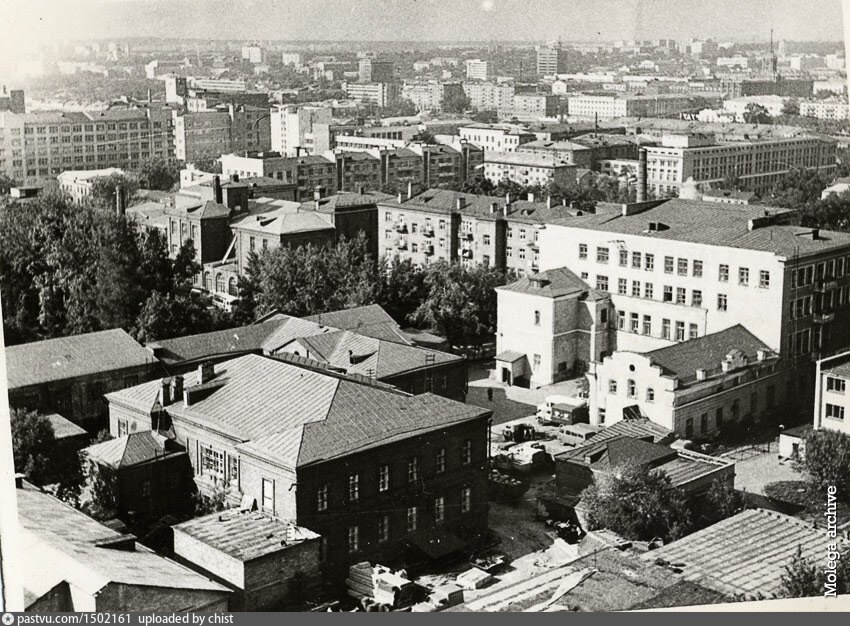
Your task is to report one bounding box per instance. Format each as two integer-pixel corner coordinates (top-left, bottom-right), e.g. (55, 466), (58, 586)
(5, 0), (846, 44)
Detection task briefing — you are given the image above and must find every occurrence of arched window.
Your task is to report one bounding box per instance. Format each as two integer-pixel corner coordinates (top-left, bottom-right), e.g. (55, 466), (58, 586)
(215, 273), (225, 293)
(203, 271), (212, 291)
(228, 277), (238, 296)
(627, 379), (636, 398)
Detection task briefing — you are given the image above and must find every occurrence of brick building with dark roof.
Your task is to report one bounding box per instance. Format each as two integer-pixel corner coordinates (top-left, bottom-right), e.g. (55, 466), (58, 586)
(106, 354), (491, 579)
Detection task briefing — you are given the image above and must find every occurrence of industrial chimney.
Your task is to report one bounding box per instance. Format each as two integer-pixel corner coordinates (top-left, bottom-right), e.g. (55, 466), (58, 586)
(213, 175), (223, 204)
(637, 148), (648, 203)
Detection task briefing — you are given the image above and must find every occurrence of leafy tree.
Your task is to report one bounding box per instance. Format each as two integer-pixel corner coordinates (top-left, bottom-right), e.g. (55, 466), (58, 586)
(580, 463), (693, 542)
(193, 485), (230, 516)
(782, 99), (800, 116)
(87, 173), (140, 212)
(408, 261), (512, 345)
(253, 233), (380, 318)
(719, 171), (743, 191)
(11, 409), (54, 484)
(460, 175), (496, 196)
(192, 157), (223, 174)
(134, 291), (219, 343)
(83, 460), (119, 521)
(764, 168), (827, 210)
(376, 257), (427, 325)
(471, 109), (499, 124)
(779, 545), (850, 598)
(742, 103), (773, 125)
(705, 478), (744, 521)
(0, 173), (16, 195)
(799, 192), (850, 232)
(135, 158), (181, 191)
(443, 89), (471, 114)
(800, 429), (850, 502)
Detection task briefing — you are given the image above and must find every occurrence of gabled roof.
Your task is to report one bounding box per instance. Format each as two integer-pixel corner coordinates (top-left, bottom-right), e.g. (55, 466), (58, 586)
(230, 207), (333, 236)
(164, 196), (231, 219)
(6, 329), (155, 390)
(16, 484), (228, 599)
(304, 304), (413, 345)
(642, 508), (850, 598)
(497, 266), (591, 298)
(645, 324), (769, 379)
(46, 414), (88, 440)
(83, 431), (182, 469)
(560, 435), (677, 469)
(286, 329), (459, 379)
(110, 354), (489, 469)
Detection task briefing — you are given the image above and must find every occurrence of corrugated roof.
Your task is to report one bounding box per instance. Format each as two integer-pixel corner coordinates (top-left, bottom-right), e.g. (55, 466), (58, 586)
(174, 510), (319, 562)
(642, 508), (849, 598)
(6, 329), (154, 390)
(16, 485), (228, 597)
(645, 324), (768, 378)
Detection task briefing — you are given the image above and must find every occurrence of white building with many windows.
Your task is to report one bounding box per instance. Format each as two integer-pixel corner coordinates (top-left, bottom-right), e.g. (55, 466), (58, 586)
(814, 351), (850, 437)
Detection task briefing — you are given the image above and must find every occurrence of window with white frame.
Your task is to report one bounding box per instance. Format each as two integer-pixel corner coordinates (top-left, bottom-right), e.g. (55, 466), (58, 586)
(408, 457), (418, 482)
(719, 264), (729, 282)
(739, 267), (749, 286)
(825, 403), (845, 420)
(378, 515), (390, 542)
(317, 484), (328, 511)
(675, 321), (685, 341)
(348, 525), (359, 552)
(435, 496), (446, 523)
(461, 487), (472, 513)
(436, 448), (446, 473)
(348, 473), (359, 501)
(759, 270), (770, 288)
(462, 440), (472, 465)
(262, 478), (274, 512)
(827, 377), (847, 394)
(406, 506), (418, 531)
(378, 465), (390, 492)
(201, 445), (224, 481)
(645, 254), (654, 271)
(597, 247), (609, 263)
(579, 243), (588, 259)
(646, 388), (655, 402)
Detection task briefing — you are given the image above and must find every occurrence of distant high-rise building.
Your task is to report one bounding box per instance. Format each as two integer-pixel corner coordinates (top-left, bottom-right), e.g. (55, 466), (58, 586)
(465, 59), (490, 81)
(241, 45), (264, 64)
(358, 58), (395, 84)
(0, 86), (25, 114)
(536, 45), (568, 76)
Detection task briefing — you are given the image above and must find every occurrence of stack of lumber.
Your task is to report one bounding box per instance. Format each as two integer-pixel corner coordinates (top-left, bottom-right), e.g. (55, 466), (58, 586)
(345, 562), (417, 609)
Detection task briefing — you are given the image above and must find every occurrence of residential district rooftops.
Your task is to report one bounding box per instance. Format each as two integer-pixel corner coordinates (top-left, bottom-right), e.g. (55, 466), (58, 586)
(57, 168), (124, 183)
(645, 324), (770, 379)
(174, 510), (319, 562)
(548, 198), (850, 258)
(304, 303), (413, 345)
(16, 483), (228, 602)
(46, 413), (88, 440)
(230, 206), (333, 236)
(484, 151), (575, 168)
(515, 139), (590, 152)
(701, 188), (758, 201)
(83, 431), (184, 469)
(497, 266), (591, 298)
(5, 328), (155, 390)
(642, 508), (849, 598)
(108, 354), (489, 468)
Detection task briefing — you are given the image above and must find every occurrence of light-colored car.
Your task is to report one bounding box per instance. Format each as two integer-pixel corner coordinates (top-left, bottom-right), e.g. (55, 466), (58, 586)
(536, 393), (588, 425)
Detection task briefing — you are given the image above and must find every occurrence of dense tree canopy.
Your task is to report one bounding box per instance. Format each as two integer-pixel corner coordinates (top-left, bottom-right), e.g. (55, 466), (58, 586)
(801, 429), (850, 502)
(580, 463), (693, 542)
(134, 158), (182, 191)
(779, 545), (850, 598)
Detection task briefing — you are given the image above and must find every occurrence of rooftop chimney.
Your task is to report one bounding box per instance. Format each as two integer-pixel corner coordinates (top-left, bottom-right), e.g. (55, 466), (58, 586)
(505, 193), (512, 206)
(812, 228), (821, 240)
(397, 192), (404, 203)
(171, 375), (184, 401)
(456, 198), (464, 210)
(695, 369), (707, 381)
(314, 186), (323, 201)
(213, 175), (223, 204)
(407, 181), (413, 200)
(358, 184), (365, 195)
(160, 378), (172, 406)
(637, 148), (648, 203)
(547, 196), (553, 209)
(198, 362), (215, 385)
(527, 192), (535, 202)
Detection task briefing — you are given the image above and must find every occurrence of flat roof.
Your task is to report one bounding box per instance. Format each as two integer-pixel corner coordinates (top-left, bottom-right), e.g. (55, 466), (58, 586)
(174, 510), (319, 562)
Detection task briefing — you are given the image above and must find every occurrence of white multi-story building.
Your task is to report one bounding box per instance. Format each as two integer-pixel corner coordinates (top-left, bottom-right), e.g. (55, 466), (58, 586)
(458, 124), (535, 152)
(270, 105), (333, 156)
(465, 59), (490, 82)
(57, 167), (124, 204)
(188, 78), (247, 93)
(280, 52), (302, 66)
(721, 95), (787, 120)
(644, 133), (837, 196)
(813, 351), (850, 437)
(799, 99), (850, 121)
(483, 151), (577, 188)
(536, 45), (568, 76)
(241, 45), (264, 64)
(463, 82), (515, 111)
(343, 82), (400, 108)
(567, 94), (702, 122)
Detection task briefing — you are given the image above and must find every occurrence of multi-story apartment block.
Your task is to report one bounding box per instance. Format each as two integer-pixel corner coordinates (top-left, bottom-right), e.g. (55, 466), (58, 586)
(0, 107), (173, 184)
(537, 45), (568, 76)
(483, 151), (577, 188)
(106, 354), (490, 578)
(188, 77), (247, 93)
(400, 81), (465, 112)
(799, 99), (850, 121)
(536, 198), (850, 361)
(333, 151), (382, 193)
(270, 105), (333, 155)
(358, 59), (395, 83)
(807, 351), (850, 443)
(376, 189), (572, 274)
(465, 59), (490, 81)
(514, 140), (593, 168)
(241, 45), (264, 64)
(0, 86), (25, 114)
(567, 94), (704, 122)
(220, 152), (337, 200)
(500, 94), (559, 121)
(463, 83), (515, 111)
(280, 52), (302, 66)
(409, 142), (480, 189)
(644, 133), (837, 196)
(174, 105), (271, 164)
(458, 123), (536, 152)
(343, 82), (400, 108)
(720, 78), (813, 99)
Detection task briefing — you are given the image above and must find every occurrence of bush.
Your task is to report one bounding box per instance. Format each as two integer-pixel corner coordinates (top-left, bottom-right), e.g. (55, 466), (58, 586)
(802, 429), (850, 502)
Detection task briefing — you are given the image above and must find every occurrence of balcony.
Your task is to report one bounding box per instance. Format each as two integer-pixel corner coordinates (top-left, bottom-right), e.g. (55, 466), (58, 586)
(422, 228), (435, 238)
(814, 279), (838, 293)
(814, 309), (835, 324)
(396, 239), (408, 250)
(462, 249), (474, 259)
(396, 223), (408, 234)
(462, 232), (474, 241)
(425, 245), (435, 256)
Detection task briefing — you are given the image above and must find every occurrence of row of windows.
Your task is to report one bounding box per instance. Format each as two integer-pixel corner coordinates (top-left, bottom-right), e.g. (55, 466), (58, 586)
(579, 245), (771, 288)
(608, 378), (656, 402)
(347, 487), (473, 552)
(318, 442), (473, 511)
(791, 257), (849, 287)
(617, 310), (699, 341)
(598, 276), (730, 311)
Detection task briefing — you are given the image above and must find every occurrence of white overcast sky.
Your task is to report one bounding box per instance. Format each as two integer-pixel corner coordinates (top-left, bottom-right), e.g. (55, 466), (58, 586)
(1, 0), (845, 42)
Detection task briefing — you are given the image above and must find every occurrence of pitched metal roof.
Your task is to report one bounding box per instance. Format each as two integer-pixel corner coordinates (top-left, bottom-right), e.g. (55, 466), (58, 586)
(16, 485), (228, 598)
(6, 329), (154, 390)
(83, 431), (182, 469)
(46, 413), (88, 440)
(305, 304), (414, 345)
(645, 324), (768, 379)
(110, 354), (489, 469)
(174, 510), (319, 562)
(497, 266), (590, 298)
(642, 508), (849, 598)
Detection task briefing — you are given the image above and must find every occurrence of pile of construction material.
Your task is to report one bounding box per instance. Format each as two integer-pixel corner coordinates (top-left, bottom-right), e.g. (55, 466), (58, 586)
(346, 562), (417, 610)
